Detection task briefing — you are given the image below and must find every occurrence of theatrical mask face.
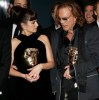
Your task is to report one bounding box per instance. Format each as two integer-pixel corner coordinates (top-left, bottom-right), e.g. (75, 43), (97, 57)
(14, 0), (28, 8)
(24, 48), (39, 66)
(58, 7), (76, 31)
(68, 47), (78, 65)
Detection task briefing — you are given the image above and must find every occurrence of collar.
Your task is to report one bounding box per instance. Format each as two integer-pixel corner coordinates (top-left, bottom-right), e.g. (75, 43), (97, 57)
(97, 20), (99, 28)
(64, 24), (79, 36)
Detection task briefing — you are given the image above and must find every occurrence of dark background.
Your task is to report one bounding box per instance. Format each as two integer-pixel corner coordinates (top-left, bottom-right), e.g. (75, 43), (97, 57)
(0, 0), (95, 28)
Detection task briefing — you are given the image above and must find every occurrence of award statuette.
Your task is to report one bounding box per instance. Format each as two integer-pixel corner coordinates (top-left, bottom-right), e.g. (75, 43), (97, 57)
(68, 46), (78, 76)
(23, 48), (39, 67)
(68, 46), (78, 65)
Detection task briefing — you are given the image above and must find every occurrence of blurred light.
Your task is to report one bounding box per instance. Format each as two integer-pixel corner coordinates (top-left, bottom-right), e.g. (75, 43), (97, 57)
(0, 0), (9, 9)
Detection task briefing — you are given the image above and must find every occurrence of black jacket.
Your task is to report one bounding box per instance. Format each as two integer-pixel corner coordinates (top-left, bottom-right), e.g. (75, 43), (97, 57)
(54, 25), (99, 92)
(0, 21), (11, 90)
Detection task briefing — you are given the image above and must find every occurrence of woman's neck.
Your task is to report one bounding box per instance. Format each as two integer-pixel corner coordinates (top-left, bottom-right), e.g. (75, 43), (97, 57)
(22, 30), (33, 36)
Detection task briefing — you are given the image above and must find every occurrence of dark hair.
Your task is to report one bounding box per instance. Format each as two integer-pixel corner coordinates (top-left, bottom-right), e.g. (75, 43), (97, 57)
(17, 8), (37, 31)
(18, 8), (37, 23)
(10, 6), (22, 24)
(57, 0), (85, 27)
(84, 1), (94, 12)
(84, 2), (94, 8)
(9, 0), (14, 4)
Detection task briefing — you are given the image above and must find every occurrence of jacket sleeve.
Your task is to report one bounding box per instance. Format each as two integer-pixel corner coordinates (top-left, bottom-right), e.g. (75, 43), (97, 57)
(0, 30), (11, 90)
(85, 26), (99, 73)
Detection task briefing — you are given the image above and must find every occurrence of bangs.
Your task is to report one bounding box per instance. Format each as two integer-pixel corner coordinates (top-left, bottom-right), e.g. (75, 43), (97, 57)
(18, 8), (37, 24)
(29, 13), (37, 21)
(23, 10), (37, 22)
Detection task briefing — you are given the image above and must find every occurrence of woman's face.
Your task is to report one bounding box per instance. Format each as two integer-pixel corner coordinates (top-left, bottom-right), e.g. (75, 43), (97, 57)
(23, 20), (39, 34)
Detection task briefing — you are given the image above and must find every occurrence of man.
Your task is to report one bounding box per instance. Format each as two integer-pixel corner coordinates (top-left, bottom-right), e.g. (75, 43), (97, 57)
(5, 0), (30, 38)
(84, 2), (95, 24)
(83, 2), (97, 31)
(55, 0), (99, 100)
(8, 0), (29, 14)
(2, 1), (29, 99)
(0, 20), (11, 100)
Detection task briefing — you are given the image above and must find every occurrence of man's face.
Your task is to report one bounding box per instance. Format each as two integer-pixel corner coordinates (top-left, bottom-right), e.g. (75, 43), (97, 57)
(58, 7), (76, 31)
(84, 5), (94, 23)
(14, 0), (27, 8)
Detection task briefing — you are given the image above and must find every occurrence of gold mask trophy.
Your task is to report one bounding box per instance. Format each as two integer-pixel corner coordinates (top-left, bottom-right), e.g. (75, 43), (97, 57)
(68, 46), (78, 76)
(64, 46), (79, 99)
(23, 48), (39, 67)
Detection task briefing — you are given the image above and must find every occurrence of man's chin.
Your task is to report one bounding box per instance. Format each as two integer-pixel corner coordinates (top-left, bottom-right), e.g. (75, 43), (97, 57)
(63, 27), (68, 31)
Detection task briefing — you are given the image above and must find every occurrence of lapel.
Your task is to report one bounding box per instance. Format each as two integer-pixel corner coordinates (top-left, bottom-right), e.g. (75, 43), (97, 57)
(13, 26), (19, 38)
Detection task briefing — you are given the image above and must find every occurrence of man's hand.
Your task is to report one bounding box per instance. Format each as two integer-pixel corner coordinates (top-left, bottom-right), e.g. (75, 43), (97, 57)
(63, 65), (72, 79)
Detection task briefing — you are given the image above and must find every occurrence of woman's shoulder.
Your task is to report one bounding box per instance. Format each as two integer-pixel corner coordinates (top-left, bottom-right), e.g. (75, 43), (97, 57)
(38, 34), (49, 43)
(12, 38), (20, 43)
(12, 38), (21, 48)
(38, 34), (48, 39)
(37, 34), (50, 46)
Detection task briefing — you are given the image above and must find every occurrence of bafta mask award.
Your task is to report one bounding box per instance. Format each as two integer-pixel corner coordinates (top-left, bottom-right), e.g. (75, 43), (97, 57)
(68, 46), (78, 65)
(68, 46), (78, 76)
(24, 48), (39, 67)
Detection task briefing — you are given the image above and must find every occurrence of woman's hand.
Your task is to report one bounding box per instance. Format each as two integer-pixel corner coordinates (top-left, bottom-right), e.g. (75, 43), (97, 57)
(24, 74), (32, 82)
(27, 64), (43, 82)
(23, 73), (39, 83)
(63, 65), (72, 79)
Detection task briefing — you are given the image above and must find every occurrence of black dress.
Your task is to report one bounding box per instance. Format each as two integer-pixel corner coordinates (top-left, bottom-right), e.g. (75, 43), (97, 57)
(9, 33), (53, 100)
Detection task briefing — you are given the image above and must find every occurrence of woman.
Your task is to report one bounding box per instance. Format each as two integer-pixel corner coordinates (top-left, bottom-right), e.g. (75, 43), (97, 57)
(9, 8), (55, 100)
